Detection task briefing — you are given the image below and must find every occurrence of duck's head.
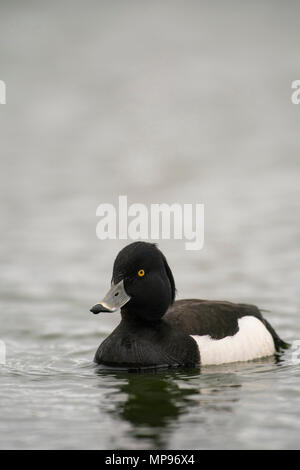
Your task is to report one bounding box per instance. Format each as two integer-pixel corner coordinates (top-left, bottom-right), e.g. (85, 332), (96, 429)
(90, 242), (176, 322)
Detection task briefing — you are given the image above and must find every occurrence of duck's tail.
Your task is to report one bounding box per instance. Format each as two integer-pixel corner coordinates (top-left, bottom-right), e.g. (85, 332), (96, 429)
(263, 318), (290, 351)
(257, 308), (290, 351)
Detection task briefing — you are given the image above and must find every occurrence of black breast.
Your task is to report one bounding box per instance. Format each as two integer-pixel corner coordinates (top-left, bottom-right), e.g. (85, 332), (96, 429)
(94, 318), (200, 369)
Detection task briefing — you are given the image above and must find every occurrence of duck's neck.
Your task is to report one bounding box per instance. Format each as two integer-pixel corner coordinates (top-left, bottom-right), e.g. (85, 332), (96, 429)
(120, 306), (165, 326)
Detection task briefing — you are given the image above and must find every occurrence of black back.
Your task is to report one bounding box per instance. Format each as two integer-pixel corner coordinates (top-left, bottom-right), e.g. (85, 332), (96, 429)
(164, 299), (289, 351)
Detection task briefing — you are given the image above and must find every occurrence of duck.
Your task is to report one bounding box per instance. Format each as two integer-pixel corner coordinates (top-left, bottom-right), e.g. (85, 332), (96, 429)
(90, 241), (288, 369)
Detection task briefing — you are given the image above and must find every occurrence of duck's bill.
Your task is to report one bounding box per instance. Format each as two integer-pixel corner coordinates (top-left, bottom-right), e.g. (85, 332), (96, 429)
(90, 280), (131, 314)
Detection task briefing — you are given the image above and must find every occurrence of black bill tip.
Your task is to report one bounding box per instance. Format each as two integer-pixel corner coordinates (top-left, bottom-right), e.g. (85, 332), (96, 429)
(90, 303), (113, 314)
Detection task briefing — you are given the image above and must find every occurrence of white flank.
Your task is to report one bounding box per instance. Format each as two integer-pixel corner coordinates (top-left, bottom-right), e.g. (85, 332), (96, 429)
(190, 316), (275, 365)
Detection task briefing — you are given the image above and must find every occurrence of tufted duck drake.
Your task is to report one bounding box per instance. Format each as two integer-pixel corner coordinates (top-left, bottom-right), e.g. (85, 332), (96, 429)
(90, 242), (288, 369)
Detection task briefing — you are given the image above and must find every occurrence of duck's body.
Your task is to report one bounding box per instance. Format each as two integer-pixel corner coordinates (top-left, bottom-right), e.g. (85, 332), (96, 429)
(91, 242), (288, 369)
(95, 314), (199, 368)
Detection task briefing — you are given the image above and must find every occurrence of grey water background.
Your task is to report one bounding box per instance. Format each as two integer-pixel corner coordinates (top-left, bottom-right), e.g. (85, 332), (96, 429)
(0, 0), (300, 449)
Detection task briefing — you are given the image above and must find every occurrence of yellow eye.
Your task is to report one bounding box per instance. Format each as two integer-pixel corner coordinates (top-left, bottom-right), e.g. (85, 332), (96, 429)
(138, 269), (145, 277)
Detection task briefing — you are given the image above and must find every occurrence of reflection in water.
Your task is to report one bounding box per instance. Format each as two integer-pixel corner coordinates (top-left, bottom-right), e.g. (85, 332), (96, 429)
(95, 367), (241, 448)
(97, 369), (201, 448)
(93, 357), (281, 448)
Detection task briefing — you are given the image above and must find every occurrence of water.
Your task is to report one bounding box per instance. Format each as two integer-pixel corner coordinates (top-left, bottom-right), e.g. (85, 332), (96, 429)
(0, 0), (300, 449)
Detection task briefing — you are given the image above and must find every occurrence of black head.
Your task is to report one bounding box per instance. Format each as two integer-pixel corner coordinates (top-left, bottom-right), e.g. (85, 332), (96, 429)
(91, 242), (176, 323)
(114, 242), (176, 322)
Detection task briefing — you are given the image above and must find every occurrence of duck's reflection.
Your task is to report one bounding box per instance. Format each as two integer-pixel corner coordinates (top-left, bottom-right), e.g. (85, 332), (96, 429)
(113, 370), (197, 427)
(94, 356), (280, 448)
(95, 368), (200, 447)
(95, 364), (243, 448)
(95, 357), (279, 449)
